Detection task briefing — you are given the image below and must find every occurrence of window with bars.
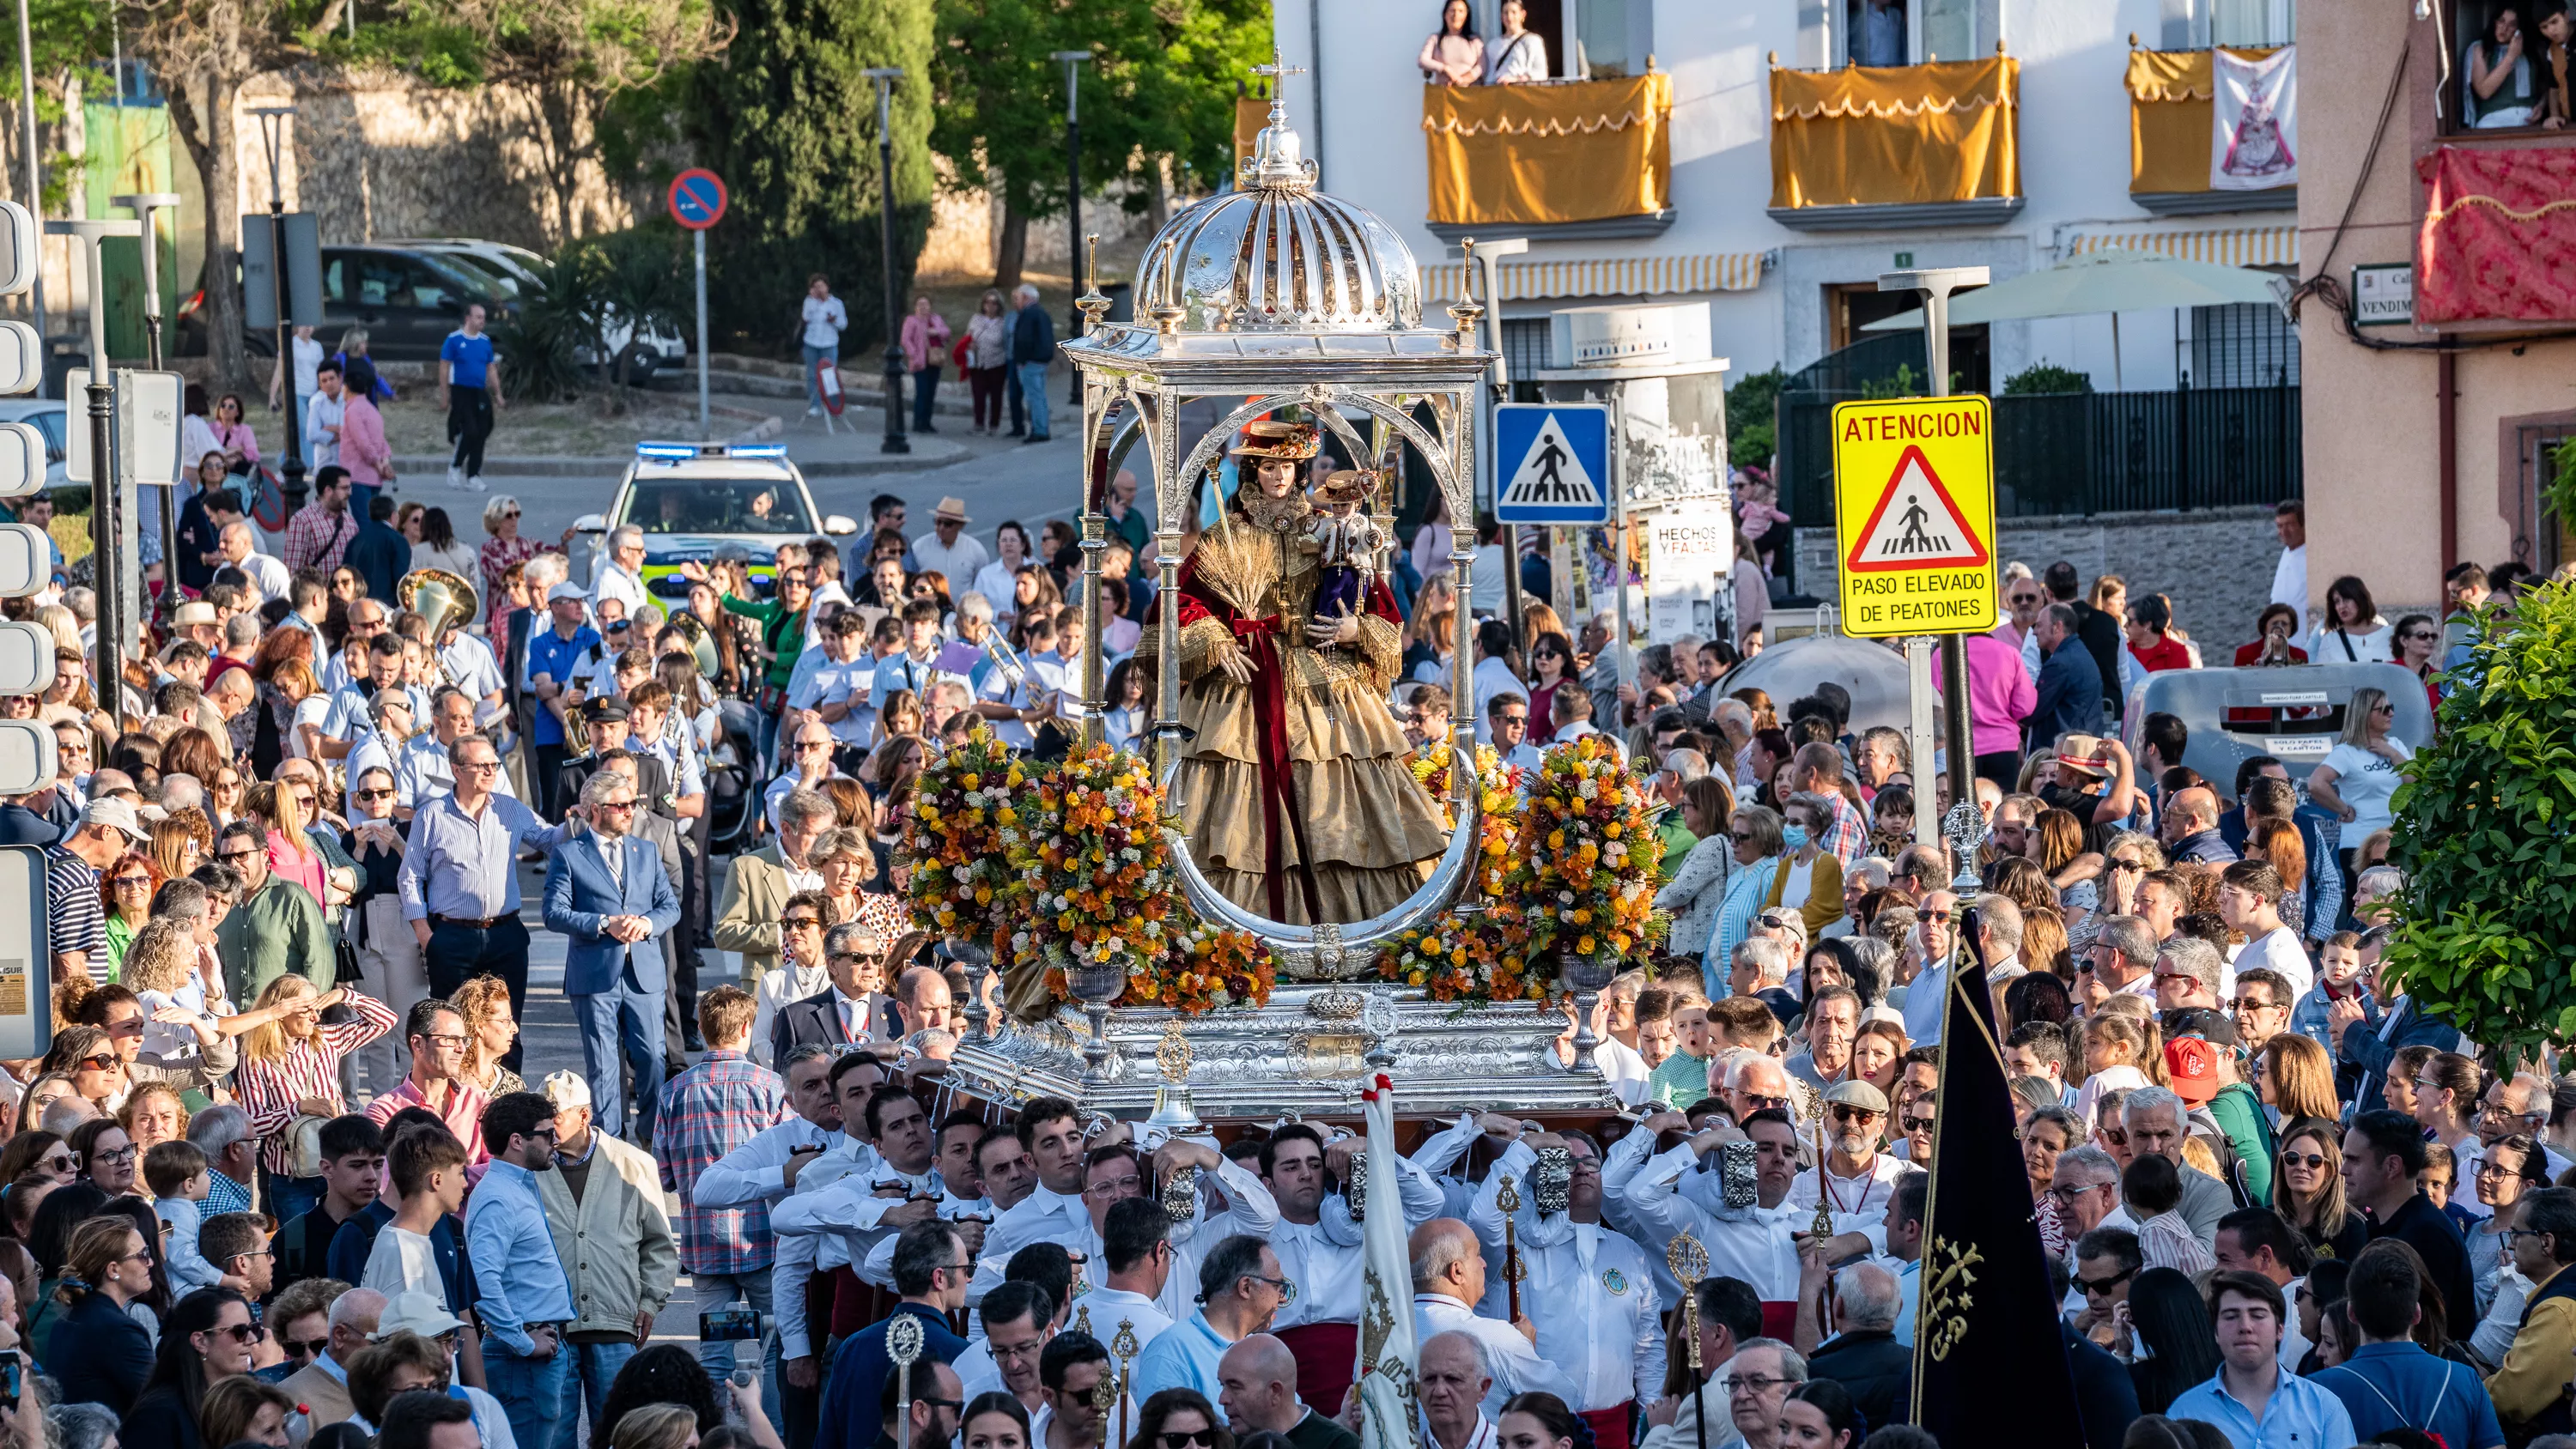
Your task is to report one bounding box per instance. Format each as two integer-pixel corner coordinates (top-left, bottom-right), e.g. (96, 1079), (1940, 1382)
(1501, 318), (1553, 391)
(2190, 301), (2300, 387)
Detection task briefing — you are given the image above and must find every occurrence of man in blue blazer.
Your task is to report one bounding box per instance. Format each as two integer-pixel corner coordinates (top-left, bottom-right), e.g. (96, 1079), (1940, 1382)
(543, 770), (681, 1143)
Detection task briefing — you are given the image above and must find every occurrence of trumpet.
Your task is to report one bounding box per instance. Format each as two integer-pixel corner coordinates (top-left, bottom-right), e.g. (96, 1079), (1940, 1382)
(982, 631), (1029, 690)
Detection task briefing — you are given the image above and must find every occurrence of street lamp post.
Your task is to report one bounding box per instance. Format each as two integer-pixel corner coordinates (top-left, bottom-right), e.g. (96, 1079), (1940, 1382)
(1051, 49), (1091, 407)
(862, 68), (908, 456)
(250, 106), (306, 510)
(14, 0), (40, 351)
(46, 217), (142, 735)
(111, 191), (179, 622)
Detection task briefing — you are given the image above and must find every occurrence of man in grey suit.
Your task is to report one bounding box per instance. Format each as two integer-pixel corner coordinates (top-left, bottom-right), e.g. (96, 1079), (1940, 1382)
(541, 770), (681, 1142)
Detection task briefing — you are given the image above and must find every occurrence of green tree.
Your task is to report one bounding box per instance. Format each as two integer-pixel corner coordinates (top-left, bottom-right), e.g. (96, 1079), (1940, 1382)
(1724, 365), (1784, 471)
(929, 0), (1268, 292)
(402, 0), (731, 243)
(0, 0), (114, 214)
(2382, 578), (2576, 1061)
(686, 0), (933, 352)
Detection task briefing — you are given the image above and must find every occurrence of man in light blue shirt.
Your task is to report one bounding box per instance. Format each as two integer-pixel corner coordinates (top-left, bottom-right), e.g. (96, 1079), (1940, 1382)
(1129, 1234), (1285, 1408)
(398, 732), (570, 1067)
(465, 1091), (578, 1449)
(2166, 1271), (2358, 1449)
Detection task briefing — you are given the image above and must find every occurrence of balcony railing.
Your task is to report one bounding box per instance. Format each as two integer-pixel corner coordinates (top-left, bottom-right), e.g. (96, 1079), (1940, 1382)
(1765, 51), (2021, 231)
(1776, 336), (2301, 543)
(1419, 73), (1674, 241)
(2124, 43), (2294, 216)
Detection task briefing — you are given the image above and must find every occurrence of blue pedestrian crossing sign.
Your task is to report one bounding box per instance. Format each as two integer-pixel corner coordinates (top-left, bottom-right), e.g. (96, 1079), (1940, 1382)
(1494, 403), (1612, 524)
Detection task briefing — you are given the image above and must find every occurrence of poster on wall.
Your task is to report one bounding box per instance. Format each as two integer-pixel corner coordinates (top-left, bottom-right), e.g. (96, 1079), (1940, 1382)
(2212, 45), (2297, 191)
(1644, 500), (1735, 646)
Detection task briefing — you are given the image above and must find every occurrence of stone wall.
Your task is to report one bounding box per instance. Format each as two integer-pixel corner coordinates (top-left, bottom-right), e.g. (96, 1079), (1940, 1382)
(228, 68), (652, 249)
(1792, 506), (2388, 647)
(915, 173), (1164, 278)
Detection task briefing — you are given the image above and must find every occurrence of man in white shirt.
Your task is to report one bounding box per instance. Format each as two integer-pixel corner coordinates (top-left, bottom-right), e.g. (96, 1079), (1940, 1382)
(1463, 1131), (1664, 1425)
(1995, 575), (2047, 683)
(305, 361), (348, 471)
(1468, 621), (1522, 745)
(2269, 500), (2309, 634)
(787, 609), (878, 767)
(1408, 1217), (1578, 1416)
(914, 498), (990, 588)
(769, 1052), (890, 1406)
(1255, 1122), (1451, 1419)
(220, 521), (292, 603)
(1485, 693), (1543, 773)
(592, 525), (652, 622)
(2219, 860), (2313, 998)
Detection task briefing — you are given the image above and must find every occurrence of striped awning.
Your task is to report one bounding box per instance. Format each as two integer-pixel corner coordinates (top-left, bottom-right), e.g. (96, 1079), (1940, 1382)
(1421, 252), (1771, 303)
(2066, 224), (2298, 268)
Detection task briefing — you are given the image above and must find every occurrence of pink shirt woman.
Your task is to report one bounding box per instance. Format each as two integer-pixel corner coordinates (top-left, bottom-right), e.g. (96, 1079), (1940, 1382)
(338, 392), (392, 488)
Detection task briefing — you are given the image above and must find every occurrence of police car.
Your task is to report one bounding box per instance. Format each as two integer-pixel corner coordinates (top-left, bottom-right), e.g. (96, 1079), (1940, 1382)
(572, 441), (860, 601)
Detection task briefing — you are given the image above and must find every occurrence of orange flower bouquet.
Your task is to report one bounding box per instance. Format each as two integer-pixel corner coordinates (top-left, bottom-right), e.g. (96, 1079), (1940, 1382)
(1510, 732), (1668, 969)
(900, 725), (1029, 955)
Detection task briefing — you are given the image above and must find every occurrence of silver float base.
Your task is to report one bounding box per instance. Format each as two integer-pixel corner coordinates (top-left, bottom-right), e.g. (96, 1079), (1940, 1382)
(942, 985), (1619, 1120)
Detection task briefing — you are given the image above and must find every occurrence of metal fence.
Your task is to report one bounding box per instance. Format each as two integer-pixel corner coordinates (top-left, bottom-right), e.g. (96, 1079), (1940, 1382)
(1781, 381), (2302, 526)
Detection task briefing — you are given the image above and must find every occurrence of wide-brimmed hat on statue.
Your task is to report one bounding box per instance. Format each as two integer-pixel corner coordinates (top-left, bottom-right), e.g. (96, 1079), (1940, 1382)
(1229, 420), (1320, 461)
(1312, 469), (1379, 506)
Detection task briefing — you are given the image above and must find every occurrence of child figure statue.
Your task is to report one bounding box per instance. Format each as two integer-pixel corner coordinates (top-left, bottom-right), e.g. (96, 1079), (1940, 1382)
(1305, 468), (1387, 627)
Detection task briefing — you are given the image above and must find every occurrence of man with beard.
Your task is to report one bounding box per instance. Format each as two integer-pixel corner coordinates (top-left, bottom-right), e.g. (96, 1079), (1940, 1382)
(465, 1091), (579, 1449)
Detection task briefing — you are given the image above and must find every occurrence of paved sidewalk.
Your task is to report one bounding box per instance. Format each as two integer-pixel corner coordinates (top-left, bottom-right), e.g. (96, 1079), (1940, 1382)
(393, 390), (975, 479)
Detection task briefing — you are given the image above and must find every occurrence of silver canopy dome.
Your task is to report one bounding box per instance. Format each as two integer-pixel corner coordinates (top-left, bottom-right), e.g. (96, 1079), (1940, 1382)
(1132, 95), (1424, 335)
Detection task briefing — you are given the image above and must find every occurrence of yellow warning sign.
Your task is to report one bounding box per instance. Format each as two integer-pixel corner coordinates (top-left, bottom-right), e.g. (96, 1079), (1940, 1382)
(1831, 396), (1999, 639)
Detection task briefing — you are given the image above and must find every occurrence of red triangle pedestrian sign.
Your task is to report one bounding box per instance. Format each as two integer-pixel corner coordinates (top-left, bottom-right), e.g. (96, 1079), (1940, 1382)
(1844, 445), (1992, 573)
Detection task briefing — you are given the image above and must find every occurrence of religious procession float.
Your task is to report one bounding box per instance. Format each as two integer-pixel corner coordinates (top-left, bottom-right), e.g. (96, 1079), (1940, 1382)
(893, 91), (1670, 1126)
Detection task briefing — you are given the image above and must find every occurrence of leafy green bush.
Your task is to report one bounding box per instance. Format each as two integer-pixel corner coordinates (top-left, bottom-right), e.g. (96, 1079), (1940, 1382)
(493, 256), (592, 404)
(2383, 578), (2576, 1057)
(2001, 361), (2093, 396)
(1726, 365), (1783, 472)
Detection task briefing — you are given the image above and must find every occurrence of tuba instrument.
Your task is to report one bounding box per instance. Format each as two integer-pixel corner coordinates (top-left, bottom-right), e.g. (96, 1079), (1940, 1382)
(667, 609), (722, 679)
(397, 567), (481, 647)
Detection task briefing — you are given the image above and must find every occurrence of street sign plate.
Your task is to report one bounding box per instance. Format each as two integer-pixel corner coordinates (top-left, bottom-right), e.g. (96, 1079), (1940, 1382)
(669, 169), (728, 231)
(1495, 403), (1612, 524)
(0, 719), (52, 795)
(63, 369), (185, 487)
(2353, 264), (2413, 326)
(0, 321), (37, 395)
(0, 623), (51, 694)
(0, 203), (33, 296)
(241, 212), (325, 330)
(0, 423), (43, 500)
(0, 846), (46, 1059)
(1830, 395), (1998, 638)
(0, 526), (46, 597)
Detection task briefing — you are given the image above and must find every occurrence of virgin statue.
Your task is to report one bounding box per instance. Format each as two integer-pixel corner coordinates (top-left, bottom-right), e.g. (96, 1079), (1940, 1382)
(1140, 418), (1450, 926)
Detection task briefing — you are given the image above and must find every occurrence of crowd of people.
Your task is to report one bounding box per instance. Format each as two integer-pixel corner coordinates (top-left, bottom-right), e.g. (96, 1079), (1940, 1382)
(0, 433), (2559, 1449)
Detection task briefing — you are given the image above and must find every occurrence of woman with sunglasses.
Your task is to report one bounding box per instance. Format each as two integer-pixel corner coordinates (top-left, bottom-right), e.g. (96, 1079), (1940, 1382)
(66, 1118), (137, 1197)
(343, 764), (424, 1091)
(1522, 632), (1577, 746)
(43, 1216), (155, 1415)
(479, 494), (544, 634)
(2391, 611), (2444, 712)
(1127, 1387), (1234, 1449)
(149, 814), (206, 886)
(1703, 805), (1784, 994)
(94, 852), (161, 979)
(0, 1132), (75, 1188)
(41, 1028), (127, 1115)
(2468, 1132), (2551, 1327)
(230, 973), (395, 1224)
(8, 1076), (74, 1137)
(118, 1285), (260, 1448)
(2309, 685), (2413, 888)
(2273, 1119), (2367, 1264)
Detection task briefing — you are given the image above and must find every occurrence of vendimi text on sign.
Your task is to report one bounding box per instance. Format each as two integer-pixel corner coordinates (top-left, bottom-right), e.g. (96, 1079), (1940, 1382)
(1829, 395), (1998, 640)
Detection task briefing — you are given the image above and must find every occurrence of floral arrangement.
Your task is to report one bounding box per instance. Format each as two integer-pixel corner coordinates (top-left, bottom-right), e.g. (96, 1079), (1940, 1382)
(1405, 743), (1524, 900)
(900, 726), (1027, 956)
(1512, 732), (1668, 965)
(1372, 733), (1667, 1001)
(904, 738), (1277, 1020)
(1011, 742), (1179, 996)
(1129, 918), (1279, 1014)
(1376, 905), (1544, 1004)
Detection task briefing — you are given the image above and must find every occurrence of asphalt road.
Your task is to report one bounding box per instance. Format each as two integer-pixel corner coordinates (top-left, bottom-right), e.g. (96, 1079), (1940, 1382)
(425, 393), (1092, 568)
